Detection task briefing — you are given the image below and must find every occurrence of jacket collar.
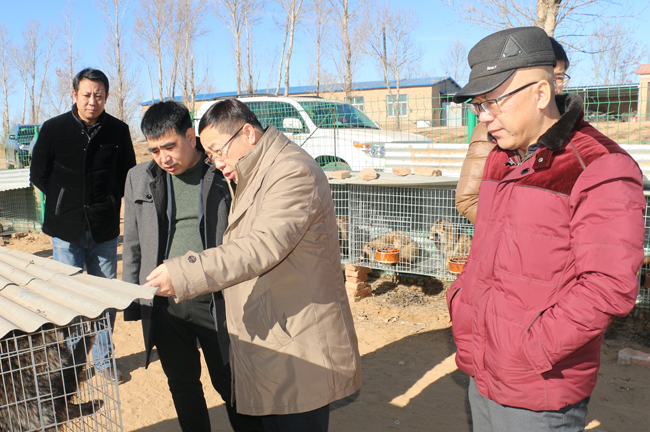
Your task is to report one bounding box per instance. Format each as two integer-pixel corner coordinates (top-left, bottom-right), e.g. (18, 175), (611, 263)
(145, 152), (209, 179)
(146, 159), (165, 179)
(71, 103), (107, 135)
(536, 93), (584, 151)
(233, 126), (288, 194)
(228, 126), (290, 224)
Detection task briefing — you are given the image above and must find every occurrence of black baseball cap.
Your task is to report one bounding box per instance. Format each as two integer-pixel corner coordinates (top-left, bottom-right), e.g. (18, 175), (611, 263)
(453, 27), (556, 103)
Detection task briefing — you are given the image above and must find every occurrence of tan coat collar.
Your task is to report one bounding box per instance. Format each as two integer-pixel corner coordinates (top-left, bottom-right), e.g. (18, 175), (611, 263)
(228, 126), (290, 225)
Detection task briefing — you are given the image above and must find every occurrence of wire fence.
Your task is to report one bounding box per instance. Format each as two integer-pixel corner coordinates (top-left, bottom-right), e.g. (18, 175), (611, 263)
(0, 123), (42, 236)
(333, 183), (472, 282)
(1, 84), (649, 313)
(0, 314), (123, 431)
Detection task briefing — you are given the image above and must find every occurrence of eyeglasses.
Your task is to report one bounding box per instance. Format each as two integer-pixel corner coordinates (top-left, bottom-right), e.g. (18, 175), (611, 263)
(204, 125), (245, 165)
(554, 73), (571, 86)
(467, 81), (539, 116)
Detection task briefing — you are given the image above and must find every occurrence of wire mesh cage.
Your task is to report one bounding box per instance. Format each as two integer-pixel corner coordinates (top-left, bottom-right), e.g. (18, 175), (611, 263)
(331, 184), (351, 263)
(0, 314), (122, 432)
(0, 187), (43, 235)
(635, 194), (650, 316)
(333, 184), (472, 281)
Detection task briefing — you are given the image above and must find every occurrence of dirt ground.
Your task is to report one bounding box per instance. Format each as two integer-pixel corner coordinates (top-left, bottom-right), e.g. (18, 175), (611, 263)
(3, 228), (650, 432)
(4, 144), (650, 431)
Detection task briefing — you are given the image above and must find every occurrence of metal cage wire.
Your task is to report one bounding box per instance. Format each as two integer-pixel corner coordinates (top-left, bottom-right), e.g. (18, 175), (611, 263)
(332, 183), (650, 313)
(332, 184), (473, 281)
(636, 194), (650, 311)
(0, 314), (122, 432)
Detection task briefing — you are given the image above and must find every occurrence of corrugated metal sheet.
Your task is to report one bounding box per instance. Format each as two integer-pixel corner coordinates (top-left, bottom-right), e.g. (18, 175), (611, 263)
(382, 143), (650, 180)
(636, 64), (650, 75)
(0, 247), (157, 338)
(141, 76), (459, 106)
(0, 168), (31, 192)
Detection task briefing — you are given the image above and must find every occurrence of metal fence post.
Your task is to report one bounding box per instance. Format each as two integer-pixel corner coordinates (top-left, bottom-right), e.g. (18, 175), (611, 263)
(33, 127), (46, 224)
(467, 110), (477, 143)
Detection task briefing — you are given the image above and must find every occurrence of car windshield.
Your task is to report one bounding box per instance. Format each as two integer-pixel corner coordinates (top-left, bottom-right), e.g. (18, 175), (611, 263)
(297, 101), (379, 129)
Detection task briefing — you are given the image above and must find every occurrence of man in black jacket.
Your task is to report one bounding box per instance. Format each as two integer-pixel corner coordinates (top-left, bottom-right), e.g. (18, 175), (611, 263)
(30, 68), (136, 383)
(122, 101), (262, 432)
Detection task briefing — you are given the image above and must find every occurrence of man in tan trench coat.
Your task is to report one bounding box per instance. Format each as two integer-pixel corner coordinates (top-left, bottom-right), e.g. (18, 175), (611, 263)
(145, 98), (362, 431)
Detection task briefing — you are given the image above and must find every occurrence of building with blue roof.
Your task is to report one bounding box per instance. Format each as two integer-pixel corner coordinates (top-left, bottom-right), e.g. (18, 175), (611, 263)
(140, 76), (464, 129)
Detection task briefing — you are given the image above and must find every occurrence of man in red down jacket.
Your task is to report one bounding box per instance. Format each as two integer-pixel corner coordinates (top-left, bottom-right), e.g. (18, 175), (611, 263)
(447, 27), (645, 431)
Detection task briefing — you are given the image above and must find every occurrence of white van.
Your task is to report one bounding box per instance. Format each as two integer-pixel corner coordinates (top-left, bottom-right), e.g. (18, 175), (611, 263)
(194, 95), (432, 171)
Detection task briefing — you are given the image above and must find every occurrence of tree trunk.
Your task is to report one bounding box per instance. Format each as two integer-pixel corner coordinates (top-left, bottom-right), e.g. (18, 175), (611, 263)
(283, 14), (297, 97)
(275, 22), (288, 95)
(343, 0), (352, 101)
(535, 0), (562, 36)
(36, 30), (56, 123)
(21, 82), (26, 124)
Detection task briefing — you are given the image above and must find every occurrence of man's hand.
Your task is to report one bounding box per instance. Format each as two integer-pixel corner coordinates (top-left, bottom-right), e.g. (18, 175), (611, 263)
(145, 263), (176, 297)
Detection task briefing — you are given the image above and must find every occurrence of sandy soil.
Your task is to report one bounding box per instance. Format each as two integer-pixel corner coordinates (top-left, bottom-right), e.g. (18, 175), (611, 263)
(4, 140), (649, 431)
(3, 229), (650, 432)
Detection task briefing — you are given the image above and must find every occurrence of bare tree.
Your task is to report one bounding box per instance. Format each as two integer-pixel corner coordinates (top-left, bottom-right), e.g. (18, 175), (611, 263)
(18, 21), (42, 124)
(443, 0), (634, 43)
(133, 0), (173, 101)
(96, 0), (141, 124)
(18, 22), (42, 124)
(0, 25), (15, 136)
(12, 42), (29, 124)
(589, 21), (644, 85)
(365, 4), (421, 130)
(14, 21), (58, 124)
(242, 5), (263, 94)
(35, 27), (58, 122)
(273, 0), (308, 96)
(441, 39), (469, 86)
(327, 0), (366, 102)
(44, 68), (74, 118)
(213, 0), (263, 95)
(174, 0), (209, 113)
(60, 0), (81, 93)
(307, 0), (329, 95)
(273, 11), (289, 95)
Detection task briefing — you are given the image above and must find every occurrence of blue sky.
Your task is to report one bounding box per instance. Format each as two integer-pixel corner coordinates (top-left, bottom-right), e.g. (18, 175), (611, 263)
(1, 0), (649, 127)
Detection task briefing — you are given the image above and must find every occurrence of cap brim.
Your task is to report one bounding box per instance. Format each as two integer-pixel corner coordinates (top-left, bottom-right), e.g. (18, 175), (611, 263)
(452, 69), (516, 104)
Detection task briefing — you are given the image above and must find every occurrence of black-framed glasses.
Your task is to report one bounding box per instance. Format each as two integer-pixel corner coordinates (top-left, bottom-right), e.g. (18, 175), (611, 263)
(554, 73), (571, 86)
(467, 81), (539, 116)
(204, 125), (245, 165)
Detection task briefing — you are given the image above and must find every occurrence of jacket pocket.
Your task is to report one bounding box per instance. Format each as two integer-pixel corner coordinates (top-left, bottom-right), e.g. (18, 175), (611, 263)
(259, 290), (293, 347)
(446, 286), (463, 322)
(55, 188), (66, 216)
(133, 193), (154, 205)
(484, 312), (531, 373)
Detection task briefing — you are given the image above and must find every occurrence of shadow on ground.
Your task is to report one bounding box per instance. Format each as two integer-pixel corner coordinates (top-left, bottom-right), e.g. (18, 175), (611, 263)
(129, 327), (472, 432)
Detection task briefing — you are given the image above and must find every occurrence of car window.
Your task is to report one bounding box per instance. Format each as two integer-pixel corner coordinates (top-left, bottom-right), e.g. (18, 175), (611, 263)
(245, 101), (308, 133)
(297, 101), (379, 129)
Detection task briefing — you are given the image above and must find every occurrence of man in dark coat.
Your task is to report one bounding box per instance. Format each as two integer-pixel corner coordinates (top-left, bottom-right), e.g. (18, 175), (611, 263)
(30, 68), (136, 383)
(122, 101), (262, 432)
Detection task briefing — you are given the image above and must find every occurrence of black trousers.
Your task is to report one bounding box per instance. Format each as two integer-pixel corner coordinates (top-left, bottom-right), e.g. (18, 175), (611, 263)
(261, 404), (330, 432)
(152, 298), (263, 432)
